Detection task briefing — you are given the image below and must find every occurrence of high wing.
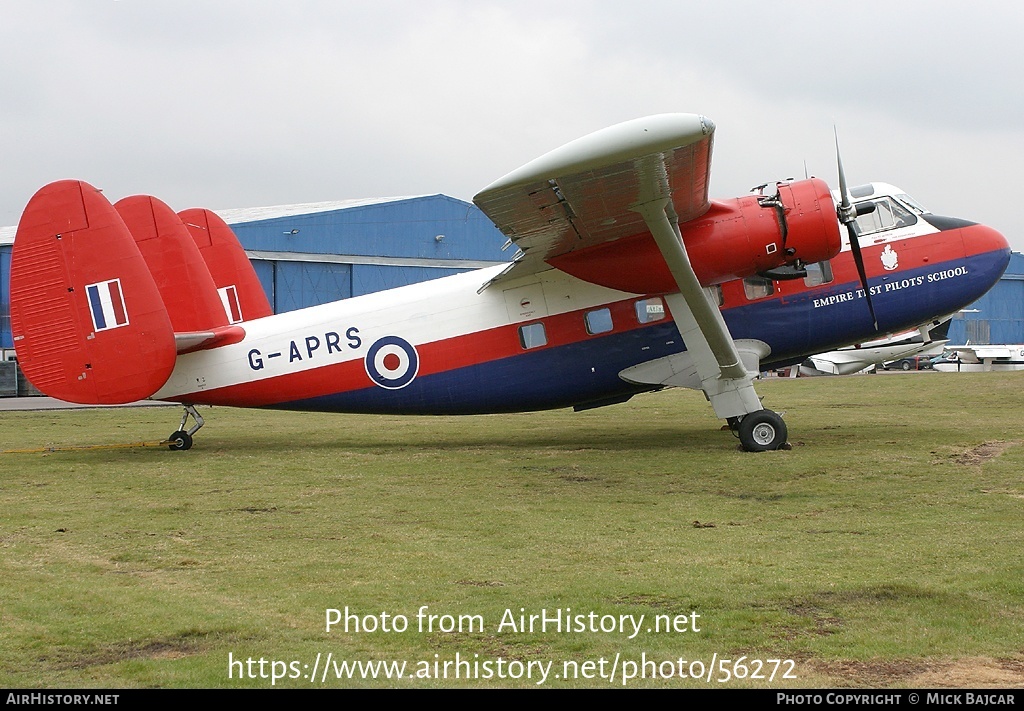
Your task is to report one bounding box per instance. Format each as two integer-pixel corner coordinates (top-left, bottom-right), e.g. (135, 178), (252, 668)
(473, 113), (714, 287)
(472, 113), (770, 428)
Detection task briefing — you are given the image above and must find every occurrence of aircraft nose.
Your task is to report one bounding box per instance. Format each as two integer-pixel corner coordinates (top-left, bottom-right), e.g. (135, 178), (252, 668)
(973, 223), (1011, 255)
(961, 221), (1011, 288)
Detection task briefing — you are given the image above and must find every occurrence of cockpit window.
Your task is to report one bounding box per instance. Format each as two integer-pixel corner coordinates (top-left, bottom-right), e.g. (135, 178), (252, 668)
(853, 197), (918, 236)
(895, 193), (929, 215)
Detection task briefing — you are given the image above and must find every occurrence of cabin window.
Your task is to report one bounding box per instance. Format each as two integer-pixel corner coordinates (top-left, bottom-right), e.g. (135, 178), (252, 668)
(803, 260), (834, 287)
(585, 308), (613, 335)
(743, 276), (775, 300)
(518, 322), (547, 349)
(635, 297), (666, 324)
(854, 197), (918, 235)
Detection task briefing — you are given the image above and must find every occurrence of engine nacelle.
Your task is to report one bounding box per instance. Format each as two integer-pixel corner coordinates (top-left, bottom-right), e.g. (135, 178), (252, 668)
(548, 177), (842, 294)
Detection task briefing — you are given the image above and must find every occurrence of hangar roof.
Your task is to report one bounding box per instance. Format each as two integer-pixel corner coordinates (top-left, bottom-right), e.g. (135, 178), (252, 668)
(0, 195), (442, 246)
(215, 196), (421, 225)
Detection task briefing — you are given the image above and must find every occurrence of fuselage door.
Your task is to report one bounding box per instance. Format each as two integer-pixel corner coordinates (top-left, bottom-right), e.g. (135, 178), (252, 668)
(503, 283), (550, 323)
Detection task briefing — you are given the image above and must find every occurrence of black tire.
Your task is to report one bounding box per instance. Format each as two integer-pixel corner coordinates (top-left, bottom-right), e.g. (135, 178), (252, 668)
(738, 410), (788, 452)
(901, 360), (912, 371)
(167, 430), (193, 451)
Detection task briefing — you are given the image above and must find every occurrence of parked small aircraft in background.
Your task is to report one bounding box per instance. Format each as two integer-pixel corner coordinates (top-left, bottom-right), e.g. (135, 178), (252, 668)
(800, 317), (951, 376)
(8, 114), (1011, 451)
(934, 344), (1024, 371)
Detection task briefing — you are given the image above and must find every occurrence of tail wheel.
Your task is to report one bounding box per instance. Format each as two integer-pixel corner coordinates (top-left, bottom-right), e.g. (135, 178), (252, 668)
(166, 405), (204, 451)
(738, 410), (788, 452)
(167, 430), (193, 451)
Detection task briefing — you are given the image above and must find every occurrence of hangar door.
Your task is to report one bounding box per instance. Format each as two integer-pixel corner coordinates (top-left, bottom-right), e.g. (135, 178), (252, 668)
(272, 262), (353, 313)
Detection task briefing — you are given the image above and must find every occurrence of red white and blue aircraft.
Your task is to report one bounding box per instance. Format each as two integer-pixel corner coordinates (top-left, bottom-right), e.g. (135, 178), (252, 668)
(8, 114), (1011, 451)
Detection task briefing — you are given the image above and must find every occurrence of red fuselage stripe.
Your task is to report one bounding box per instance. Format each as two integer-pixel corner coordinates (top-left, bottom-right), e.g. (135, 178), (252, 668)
(179, 298), (657, 406)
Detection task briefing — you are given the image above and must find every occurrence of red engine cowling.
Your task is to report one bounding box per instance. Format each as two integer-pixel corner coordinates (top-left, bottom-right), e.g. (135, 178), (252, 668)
(548, 177), (842, 294)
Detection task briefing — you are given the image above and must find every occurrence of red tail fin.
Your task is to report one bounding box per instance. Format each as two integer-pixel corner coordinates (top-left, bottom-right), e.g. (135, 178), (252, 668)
(9, 181), (176, 403)
(178, 208), (273, 322)
(115, 195), (229, 332)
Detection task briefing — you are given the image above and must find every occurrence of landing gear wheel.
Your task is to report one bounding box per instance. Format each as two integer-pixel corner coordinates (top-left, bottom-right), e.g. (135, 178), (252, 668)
(166, 404), (205, 451)
(737, 409), (788, 452)
(167, 430), (193, 451)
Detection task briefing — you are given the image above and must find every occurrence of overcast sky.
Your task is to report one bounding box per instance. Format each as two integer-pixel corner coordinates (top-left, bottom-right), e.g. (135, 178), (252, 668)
(3, 1), (1023, 249)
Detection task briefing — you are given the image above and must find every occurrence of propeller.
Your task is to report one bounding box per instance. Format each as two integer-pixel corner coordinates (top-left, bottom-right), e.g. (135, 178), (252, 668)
(834, 129), (879, 331)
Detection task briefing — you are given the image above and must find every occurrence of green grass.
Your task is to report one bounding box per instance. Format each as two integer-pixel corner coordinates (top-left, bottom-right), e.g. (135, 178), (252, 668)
(1, 372), (1022, 687)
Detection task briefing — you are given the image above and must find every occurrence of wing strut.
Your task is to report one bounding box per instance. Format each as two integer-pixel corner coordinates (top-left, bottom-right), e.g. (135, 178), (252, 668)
(632, 197), (765, 421)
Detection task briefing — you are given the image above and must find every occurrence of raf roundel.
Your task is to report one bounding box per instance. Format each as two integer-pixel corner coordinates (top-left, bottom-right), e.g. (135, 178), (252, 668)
(365, 336), (420, 390)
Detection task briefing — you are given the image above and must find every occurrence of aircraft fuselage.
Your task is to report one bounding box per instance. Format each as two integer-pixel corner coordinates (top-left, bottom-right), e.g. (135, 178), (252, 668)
(154, 184), (1011, 415)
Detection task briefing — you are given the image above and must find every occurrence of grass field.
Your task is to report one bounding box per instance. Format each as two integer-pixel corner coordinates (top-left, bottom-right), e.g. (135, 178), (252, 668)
(1, 372), (1022, 688)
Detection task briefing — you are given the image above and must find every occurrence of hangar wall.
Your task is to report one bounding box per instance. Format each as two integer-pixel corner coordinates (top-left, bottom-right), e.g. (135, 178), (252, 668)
(219, 194), (507, 312)
(948, 252), (1024, 344)
(0, 244), (9, 349)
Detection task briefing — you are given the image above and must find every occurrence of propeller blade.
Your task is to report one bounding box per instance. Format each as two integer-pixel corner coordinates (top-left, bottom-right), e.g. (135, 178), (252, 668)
(835, 128), (879, 331)
(845, 220), (878, 330)
(835, 128), (855, 224)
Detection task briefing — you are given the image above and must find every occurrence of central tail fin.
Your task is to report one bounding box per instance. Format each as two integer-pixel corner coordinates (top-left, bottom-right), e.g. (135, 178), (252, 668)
(114, 195), (229, 332)
(9, 181), (177, 403)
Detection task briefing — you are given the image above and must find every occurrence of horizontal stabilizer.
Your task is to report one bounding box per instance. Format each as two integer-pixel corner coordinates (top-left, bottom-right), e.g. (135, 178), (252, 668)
(10, 181), (177, 403)
(174, 325), (246, 355)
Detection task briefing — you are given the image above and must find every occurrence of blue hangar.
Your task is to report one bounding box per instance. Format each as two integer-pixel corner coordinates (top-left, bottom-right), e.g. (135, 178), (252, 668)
(946, 251), (1024, 345)
(213, 194), (507, 313)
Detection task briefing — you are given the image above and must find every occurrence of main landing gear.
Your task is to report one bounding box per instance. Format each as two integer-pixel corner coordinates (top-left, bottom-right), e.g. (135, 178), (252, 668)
(733, 409), (788, 452)
(167, 405), (204, 451)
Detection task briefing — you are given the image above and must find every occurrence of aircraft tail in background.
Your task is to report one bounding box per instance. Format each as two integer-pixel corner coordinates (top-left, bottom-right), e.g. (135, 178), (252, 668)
(178, 207), (273, 323)
(115, 195), (229, 332)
